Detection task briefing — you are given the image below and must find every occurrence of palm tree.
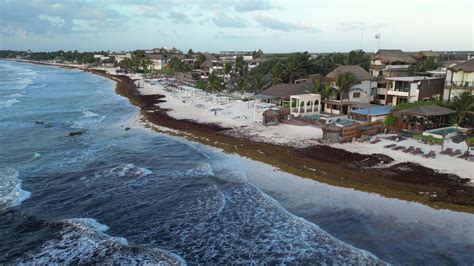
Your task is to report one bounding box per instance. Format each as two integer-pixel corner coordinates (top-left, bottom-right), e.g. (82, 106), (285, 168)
(252, 74), (264, 94)
(345, 50), (370, 70)
(206, 72), (222, 93)
(450, 92), (474, 125)
(284, 55), (304, 83)
(270, 63), (284, 85)
(305, 78), (333, 112)
(236, 77), (248, 95)
(335, 72), (360, 101)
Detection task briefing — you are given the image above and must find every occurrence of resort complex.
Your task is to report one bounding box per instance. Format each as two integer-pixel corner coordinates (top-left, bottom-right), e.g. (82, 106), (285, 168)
(3, 48), (474, 167)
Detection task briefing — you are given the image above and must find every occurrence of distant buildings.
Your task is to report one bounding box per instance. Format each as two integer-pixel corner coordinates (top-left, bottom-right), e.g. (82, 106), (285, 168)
(444, 59), (474, 100)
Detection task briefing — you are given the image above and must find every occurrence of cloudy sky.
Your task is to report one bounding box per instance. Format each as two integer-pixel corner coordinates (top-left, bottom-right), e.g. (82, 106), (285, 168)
(1, 0), (472, 53)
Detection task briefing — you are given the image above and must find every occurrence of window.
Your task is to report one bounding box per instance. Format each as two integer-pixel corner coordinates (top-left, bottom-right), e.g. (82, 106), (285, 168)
(377, 94), (386, 100)
(353, 92), (361, 98)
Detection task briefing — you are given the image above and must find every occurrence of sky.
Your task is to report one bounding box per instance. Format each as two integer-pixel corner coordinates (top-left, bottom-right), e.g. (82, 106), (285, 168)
(0, 0), (473, 53)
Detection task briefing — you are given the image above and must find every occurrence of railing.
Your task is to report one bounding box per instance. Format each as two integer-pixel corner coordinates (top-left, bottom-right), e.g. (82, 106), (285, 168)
(445, 81), (474, 88)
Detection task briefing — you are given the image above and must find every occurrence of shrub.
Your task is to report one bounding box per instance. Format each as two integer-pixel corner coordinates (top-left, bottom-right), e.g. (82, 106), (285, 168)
(384, 114), (396, 127)
(413, 133), (443, 145)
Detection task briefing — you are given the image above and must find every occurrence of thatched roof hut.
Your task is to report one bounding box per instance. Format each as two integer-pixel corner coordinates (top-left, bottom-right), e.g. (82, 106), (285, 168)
(415, 50), (439, 59)
(396, 105), (456, 117)
(449, 59), (474, 72)
(372, 49), (416, 65)
(322, 124), (342, 143)
(325, 65), (371, 81)
(262, 109), (280, 126)
(261, 82), (309, 99)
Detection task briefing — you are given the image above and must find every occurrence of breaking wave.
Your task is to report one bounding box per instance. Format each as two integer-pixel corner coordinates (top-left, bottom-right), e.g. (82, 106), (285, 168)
(16, 218), (185, 265)
(0, 168), (31, 209)
(0, 98), (20, 108)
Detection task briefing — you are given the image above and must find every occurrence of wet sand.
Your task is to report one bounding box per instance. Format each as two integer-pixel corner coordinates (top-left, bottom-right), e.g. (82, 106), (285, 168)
(10, 60), (474, 213)
(96, 70), (474, 213)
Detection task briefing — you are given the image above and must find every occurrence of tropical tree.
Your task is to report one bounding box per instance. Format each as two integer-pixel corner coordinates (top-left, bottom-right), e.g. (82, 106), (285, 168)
(450, 92), (474, 125)
(305, 78), (333, 112)
(270, 62), (284, 85)
(306, 78), (333, 101)
(334, 72), (360, 101)
(236, 77), (248, 95)
(345, 50), (370, 70)
(235, 56), (245, 77)
(251, 74), (264, 94)
(196, 80), (207, 92)
(206, 72), (223, 93)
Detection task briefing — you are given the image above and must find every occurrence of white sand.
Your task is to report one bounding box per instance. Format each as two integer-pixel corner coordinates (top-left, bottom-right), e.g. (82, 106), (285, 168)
(333, 136), (474, 180)
(124, 74), (473, 181)
(136, 77), (323, 148)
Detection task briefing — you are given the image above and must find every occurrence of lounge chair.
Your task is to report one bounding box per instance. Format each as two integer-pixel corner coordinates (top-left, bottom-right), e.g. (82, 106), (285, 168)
(423, 150), (436, 158)
(384, 144), (396, 149)
(451, 149), (462, 157)
(411, 148), (424, 156)
(403, 146), (415, 153)
(370, 138), (381, 144)
(392, 146), (405, 151)
(459, 151), (470, 159)
(440, 148), (453, 155)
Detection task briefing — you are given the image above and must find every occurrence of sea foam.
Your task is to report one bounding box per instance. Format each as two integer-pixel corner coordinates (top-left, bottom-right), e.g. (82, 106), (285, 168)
(16, 218), (186, 265)
(0, 167), (31, 209)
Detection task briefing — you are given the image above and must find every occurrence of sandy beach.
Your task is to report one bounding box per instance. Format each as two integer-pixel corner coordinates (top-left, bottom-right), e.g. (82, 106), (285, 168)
(10, 60), (474, 213)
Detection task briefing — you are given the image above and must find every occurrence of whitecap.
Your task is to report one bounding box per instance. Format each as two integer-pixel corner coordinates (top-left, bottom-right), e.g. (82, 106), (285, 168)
(33, 152), (41, 158)
(184, 163), (214, 177)
(16, 218), (186, 265)
(0, 98), (20, 108)
(0, 167), (31, 209)
(82, 110), (99, 118)
(94, 163), (153, 179)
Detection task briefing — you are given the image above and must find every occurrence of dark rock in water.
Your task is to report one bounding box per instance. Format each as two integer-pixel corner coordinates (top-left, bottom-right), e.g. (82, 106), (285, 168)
(35, 121), (44, 125)
(125, 127), (130, 131)
(44, 124), (53, 128)
(68, 130), (85, 137)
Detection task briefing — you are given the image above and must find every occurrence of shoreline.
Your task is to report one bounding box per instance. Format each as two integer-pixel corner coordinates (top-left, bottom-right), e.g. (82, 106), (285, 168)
(7, 59), (474, 213)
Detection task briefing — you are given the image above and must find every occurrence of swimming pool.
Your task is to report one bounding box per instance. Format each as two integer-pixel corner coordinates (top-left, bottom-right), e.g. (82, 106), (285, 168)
(423, 126), (464, 138)
(335, 118), (356, 127)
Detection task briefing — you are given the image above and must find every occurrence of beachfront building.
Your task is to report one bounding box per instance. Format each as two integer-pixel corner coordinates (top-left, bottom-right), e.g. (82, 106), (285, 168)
(385, 76), (445, 106)
(323, 65), (375, 115)
(289, 94), (321, 117)
(147, 54), (168, 70)
(444, 59), (474, 101)
(260, 77), (316, 106)
(349, 105), (392, 123)
(113, 52), (132, 63)
(370, 49), (417, 104)
(393, 105), (456, 132)
(415, 50), (440, 63)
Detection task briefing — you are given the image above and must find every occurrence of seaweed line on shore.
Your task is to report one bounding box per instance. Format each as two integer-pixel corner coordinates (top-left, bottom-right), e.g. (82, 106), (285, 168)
(10, 59), (474, 213)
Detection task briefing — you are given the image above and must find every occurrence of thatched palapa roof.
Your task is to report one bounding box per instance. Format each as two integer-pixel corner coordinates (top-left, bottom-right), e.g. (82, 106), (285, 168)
(261, 82), (309, 99)
(396, 105), (456, 117)
(449, 59), (474, 72)
(372, 49), (416, 65)
(325, 65), (371, 81)
(415, 50), (439, 59)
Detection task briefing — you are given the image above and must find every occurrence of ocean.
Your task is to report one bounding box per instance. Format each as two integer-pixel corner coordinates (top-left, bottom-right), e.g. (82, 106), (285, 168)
(0, 60), (473, 264)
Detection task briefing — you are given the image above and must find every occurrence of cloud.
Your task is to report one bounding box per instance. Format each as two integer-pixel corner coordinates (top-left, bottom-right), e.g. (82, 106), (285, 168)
(167, 10), (193, 24)
(0, 1), (126, 37)
(338, 21), (390, 32)
(213, 14), (247, 28)
(253, 14), (318, 32)
(214, 31), (258, 39)
(234, 0), (275, 12)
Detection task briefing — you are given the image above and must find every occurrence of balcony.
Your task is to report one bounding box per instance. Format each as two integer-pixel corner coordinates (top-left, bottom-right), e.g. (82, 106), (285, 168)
(445, 81), (474, 88)
(386, 90), (409, 97)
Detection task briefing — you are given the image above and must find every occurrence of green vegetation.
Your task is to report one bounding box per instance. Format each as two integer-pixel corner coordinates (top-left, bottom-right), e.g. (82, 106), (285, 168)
(466, 137), (474, 147)
(384, 114), (396, 127)
(413, 133), (443, 145)
(449, 92), (474, 126)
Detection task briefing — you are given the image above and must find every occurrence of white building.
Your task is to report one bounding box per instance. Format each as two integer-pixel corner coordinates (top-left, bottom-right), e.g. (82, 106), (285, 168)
(113, 52), (132, 63)
(444, 59), (474, 101)
(369, 49), (417, 104)
(324, 65), (376, 115)
(384, 76), (445, 106)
